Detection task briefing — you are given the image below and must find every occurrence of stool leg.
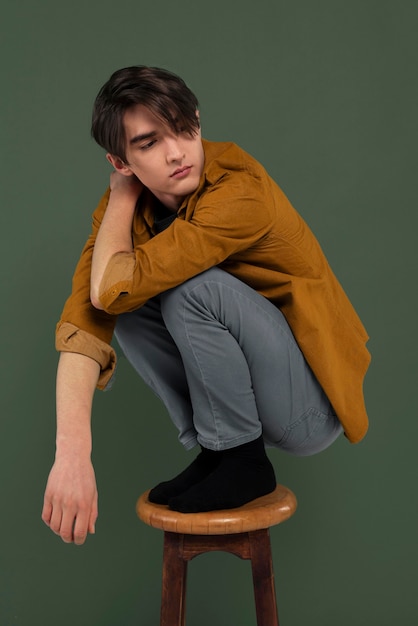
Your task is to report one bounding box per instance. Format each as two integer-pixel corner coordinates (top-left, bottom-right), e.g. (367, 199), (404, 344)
(161, 532), (188, 626)
(249, 530), (280, 626)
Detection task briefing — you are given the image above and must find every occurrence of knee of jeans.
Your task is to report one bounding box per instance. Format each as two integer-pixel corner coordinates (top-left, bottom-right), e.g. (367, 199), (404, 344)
(160, 270), (221, 319)
(159, 282), (187, 326)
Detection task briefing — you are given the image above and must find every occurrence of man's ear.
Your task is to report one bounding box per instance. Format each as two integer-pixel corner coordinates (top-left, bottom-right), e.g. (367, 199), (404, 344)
(106, 153), (133, 176)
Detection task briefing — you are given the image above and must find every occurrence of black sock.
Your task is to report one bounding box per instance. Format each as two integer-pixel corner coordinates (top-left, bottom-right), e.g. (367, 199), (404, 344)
(168, 436), (276, 513)
(148, 447), (222, 504)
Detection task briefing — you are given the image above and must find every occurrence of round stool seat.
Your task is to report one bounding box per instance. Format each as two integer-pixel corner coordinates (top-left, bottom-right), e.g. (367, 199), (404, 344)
(137, 484), (297, 535)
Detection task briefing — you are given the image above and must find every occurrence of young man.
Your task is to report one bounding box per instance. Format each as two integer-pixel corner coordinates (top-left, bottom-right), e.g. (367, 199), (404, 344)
(42, 66), (370, 545)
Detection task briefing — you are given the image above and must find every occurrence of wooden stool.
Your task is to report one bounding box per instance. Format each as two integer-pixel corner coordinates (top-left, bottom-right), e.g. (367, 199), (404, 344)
(137, 485), (297, 626)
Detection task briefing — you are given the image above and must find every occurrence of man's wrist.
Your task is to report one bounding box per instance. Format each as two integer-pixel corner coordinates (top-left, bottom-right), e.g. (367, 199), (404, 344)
(108, 187), (138, 207)
(55, 433), (92, 458)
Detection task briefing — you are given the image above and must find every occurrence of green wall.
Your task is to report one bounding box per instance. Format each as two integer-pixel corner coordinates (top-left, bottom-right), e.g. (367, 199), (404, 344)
(1, 1), (417, 624)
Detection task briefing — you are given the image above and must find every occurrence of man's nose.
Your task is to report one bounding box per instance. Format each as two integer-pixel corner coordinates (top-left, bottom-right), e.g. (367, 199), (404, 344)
(166, 136), (185, 162)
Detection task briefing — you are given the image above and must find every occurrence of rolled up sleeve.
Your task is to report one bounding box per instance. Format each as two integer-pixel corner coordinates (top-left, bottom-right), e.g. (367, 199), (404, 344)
(98, 251), (136, 312)
(55, 321), (117, 390)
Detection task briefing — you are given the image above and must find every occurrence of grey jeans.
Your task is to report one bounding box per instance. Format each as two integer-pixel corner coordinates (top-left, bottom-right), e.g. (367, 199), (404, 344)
(115, 268), (342, 455)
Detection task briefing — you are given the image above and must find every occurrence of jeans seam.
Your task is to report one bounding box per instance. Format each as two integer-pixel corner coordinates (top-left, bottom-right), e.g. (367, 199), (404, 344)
(181, 290), (224, 444)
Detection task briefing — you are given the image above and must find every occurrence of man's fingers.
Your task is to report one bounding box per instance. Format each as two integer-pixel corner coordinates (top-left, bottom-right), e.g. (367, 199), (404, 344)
(48, 505), (64, 538)
(41, 499), (53, 526)
(88, 501), (98, 535)
(72, 508), (92, 545)
(59, 513), (78, 544)
(44, 499), (88, 544)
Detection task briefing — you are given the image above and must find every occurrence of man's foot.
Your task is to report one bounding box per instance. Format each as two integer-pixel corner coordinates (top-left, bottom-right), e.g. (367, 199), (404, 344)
(148, 447), (221, 504)
(168, 436), (276, 513)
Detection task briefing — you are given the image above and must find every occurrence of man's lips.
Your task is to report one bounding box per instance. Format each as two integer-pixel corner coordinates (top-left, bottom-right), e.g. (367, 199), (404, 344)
(170, 165), (192, 178)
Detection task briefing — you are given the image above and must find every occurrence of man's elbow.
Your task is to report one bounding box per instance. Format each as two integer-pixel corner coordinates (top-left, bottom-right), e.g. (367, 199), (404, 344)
(90, 285), (105, 310)
(90, 251), (136, 312)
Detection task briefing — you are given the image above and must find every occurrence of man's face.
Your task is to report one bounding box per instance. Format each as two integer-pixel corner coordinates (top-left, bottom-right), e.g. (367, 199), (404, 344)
(118, 104), (204, 210)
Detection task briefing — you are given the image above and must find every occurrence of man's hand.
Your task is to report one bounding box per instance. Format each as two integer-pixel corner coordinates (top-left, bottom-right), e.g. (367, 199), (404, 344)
(109, 168), (143, 198)
(42, 454), (98, 545)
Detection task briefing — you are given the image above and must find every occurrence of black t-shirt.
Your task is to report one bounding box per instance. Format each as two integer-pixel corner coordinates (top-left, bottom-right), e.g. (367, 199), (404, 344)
(153, 202), (177, 233)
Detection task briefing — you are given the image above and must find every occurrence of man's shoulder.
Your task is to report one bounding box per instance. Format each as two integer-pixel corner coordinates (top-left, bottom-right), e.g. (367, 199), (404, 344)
(202, 139), (265, 183)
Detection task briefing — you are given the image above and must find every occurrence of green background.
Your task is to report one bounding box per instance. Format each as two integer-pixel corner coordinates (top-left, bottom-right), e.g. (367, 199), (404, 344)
(1, 1), (417, 624)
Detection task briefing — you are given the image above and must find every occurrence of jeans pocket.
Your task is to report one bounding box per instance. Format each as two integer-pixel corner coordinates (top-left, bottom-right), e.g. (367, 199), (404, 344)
(276, 407), (341, 457)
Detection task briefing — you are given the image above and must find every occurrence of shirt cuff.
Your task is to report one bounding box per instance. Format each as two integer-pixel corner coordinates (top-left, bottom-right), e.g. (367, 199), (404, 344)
(98, 251), (136, 312)
(55, 322), (116, 390)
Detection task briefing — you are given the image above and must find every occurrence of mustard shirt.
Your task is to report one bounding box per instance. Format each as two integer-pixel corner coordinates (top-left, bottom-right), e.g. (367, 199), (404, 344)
(57, 139), (370, 443)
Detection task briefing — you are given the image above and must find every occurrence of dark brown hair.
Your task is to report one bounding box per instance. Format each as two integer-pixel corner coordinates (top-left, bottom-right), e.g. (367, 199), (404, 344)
(91, 66), (200, 162)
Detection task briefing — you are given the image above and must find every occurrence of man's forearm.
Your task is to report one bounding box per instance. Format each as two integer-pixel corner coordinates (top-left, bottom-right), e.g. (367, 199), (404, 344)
(90, 172), (142, 309)
(55, 352), (100, 457)
(90, 192), (136, 309)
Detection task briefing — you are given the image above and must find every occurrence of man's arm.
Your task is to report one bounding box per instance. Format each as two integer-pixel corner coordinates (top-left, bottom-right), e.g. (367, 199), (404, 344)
(44, 172), (142, 543)
(42, 352), (100, 545)
(97, 172), (273, 316)
(90, 171), (142, 309)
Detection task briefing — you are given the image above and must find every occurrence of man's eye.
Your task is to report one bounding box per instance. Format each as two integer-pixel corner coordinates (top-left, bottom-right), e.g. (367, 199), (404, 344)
(141, 140), (157, 150)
